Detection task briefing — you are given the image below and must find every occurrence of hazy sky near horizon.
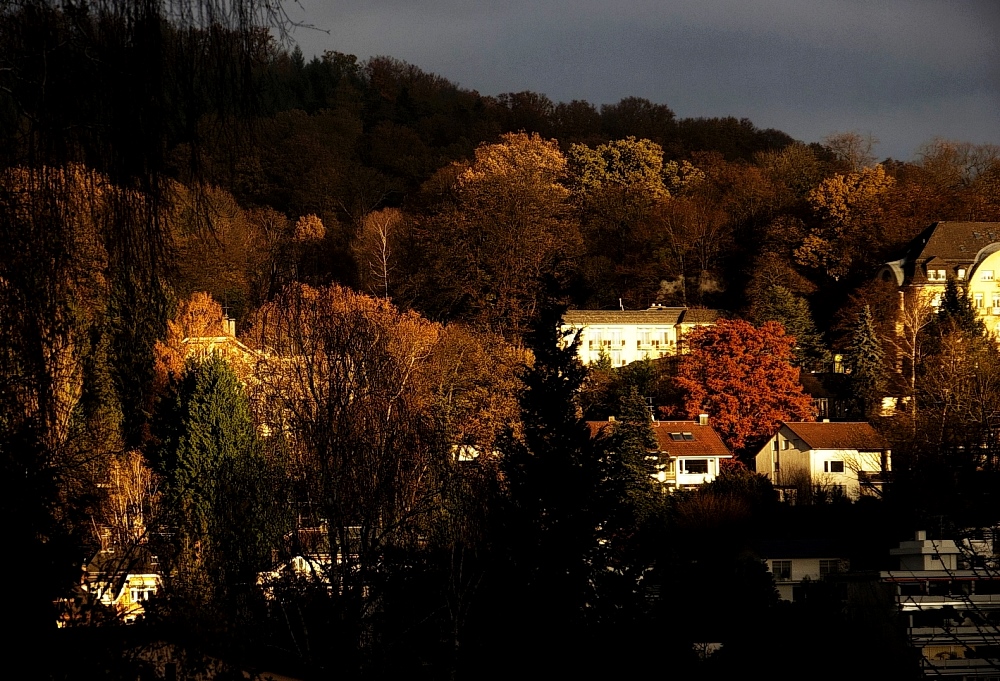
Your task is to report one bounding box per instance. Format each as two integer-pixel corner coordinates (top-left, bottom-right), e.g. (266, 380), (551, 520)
(283, 0), (999, 161)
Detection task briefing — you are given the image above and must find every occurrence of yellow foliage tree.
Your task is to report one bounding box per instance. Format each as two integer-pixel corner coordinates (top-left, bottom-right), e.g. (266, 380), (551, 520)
(153, 292), (227, 391)
(795, 164), (896, 279)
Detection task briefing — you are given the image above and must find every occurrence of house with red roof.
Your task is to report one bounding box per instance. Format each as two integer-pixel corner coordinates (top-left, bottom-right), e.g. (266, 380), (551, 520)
(755, 421), (891, 502)
(589, 414), (733, 490)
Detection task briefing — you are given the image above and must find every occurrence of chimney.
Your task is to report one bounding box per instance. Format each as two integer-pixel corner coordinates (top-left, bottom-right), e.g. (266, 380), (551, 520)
(608, 415), (615, 422)
(224, 316), (236, 336)
(698, 413), (708, 426)
(915, 530), (926, 541)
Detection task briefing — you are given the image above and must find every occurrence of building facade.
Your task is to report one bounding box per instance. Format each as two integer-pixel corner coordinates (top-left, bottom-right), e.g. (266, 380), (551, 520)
(561, 305), (723, 367)
(755, 421), (891, 502)
(882, 531), (1000, 677)
(878, 221), (1000, 334)
(589, 416), (733, 491)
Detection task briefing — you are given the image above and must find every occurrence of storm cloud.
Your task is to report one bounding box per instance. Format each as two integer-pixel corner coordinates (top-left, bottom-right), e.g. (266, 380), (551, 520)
(283, 0), (999, 161)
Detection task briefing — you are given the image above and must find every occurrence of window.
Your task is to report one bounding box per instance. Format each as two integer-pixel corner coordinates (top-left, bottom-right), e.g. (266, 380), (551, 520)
(819, 559), (840, 577)
(772, 440), (778, 452)
(782, 439), (790, 450)
(669, 433), (683, 442)
(983, 270), (995, 281)
(975, 293), (984, 308)
(824, 460), (845, 473)
(681, 459), (709, 474)
(931, 292), (942, 307)
(992, 294), (1000, 311)
(771, 560), (792, 581)
(928, 268), (946, 281)
(682, 432), (694, 441)
(958, 268), (967, 280)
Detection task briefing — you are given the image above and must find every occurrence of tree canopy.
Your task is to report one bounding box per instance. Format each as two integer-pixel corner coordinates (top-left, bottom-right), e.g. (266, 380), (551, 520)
(675, 319), (815, 455)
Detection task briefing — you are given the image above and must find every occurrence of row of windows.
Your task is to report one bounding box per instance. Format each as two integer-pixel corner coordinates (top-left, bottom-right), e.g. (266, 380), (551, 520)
(771, 458), (845, 473)
(586, 329), (675, 345)
(972, 292), (1000, 309)
(770, 559), (841, 582)
(926, 267), (995, 282)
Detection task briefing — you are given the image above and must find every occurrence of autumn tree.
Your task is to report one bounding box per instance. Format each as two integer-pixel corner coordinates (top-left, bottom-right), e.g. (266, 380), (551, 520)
(675, 319), (815, 456)
(353, 208), (404, 299)
(893, 293), (935, 424)
(567, 137), (673, 307)
(795, 164), (896, 280)
(153, 292), (229, 390)
(824, 131), (878, 172)
(651, 192), (731, 306)
(248, 283), (442, 664)
(423, 324), (528, 451)
(406, 132), (581, 339)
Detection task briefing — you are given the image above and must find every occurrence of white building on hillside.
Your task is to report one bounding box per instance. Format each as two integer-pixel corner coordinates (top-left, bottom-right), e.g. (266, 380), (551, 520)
(562, 305), (723, 367)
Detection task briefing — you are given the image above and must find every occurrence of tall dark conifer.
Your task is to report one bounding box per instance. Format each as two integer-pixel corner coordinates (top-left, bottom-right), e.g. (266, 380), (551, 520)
(847, 305), (887, 419)
(155, 354), (280, 607)
(502, 302), (598, 670)
(934, 277), (985, 339)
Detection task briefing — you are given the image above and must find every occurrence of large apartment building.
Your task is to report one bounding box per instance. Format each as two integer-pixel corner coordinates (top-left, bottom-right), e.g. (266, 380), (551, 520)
(878, 221), (1000, 333)
(561, 305), (723, 367)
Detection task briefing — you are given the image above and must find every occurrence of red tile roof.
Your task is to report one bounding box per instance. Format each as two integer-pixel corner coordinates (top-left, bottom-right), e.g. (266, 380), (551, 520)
(782, 422), (889, 451)
(652, 421), (732, 457)
(587, 420), (731, 458)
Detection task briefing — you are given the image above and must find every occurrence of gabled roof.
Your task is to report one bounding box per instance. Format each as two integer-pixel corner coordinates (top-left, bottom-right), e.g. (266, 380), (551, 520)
(781, 421), (889, 451)
(652, 421), (732, 457)
(679, 308), (723, 324)
(562, 306), (724, 326)
(587, 420), (732, 458)
(900, 221), (1000, 267)
(564, 308), (686, 325)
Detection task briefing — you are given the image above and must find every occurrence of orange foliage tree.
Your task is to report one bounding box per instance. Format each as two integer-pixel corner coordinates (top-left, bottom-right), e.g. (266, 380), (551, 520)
(674, 319), (815, 455)
(152, 292), (227, 391)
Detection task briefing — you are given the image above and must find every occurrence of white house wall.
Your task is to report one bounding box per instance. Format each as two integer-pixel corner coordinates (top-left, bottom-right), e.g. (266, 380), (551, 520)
(967, 248), (1000, 337)
(756, 428), (888, 500)
(756, 432), (812, 488)
(563, 323), (681, 366)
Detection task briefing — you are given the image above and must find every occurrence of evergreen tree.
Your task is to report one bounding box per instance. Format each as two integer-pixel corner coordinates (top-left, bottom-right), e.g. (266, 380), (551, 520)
(846, 305), (887, 419)
(589, 387), (661, 611)
(502, 302), (599, 669)
(154, 354), (282, 609)
(748, 284), (830, 371)
(927, 277), (986, 343)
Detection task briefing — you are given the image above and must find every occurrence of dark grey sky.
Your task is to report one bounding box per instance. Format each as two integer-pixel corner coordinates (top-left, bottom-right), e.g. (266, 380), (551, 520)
(283, 0), (999, 161)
